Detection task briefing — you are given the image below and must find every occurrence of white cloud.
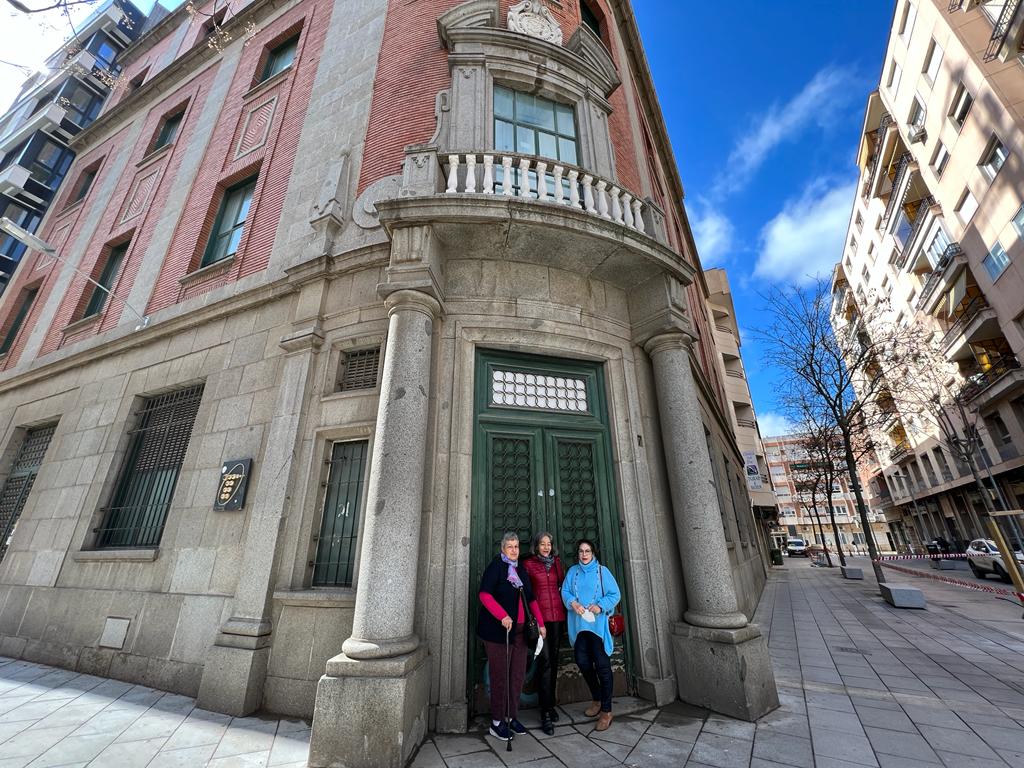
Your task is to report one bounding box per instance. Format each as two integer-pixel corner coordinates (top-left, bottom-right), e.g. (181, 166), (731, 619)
(758, 411), (796, 438)
(690, 199), (734, 267)
(712, 66), (859, 198)
(754, 178), (857, 285)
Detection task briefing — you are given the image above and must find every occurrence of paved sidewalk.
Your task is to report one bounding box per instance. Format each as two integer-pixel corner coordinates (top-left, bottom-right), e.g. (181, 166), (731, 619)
(413, 556), (1024, 767)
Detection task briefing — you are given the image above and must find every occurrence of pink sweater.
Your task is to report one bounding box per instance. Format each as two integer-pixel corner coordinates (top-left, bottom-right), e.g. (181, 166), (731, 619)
(479, 592), (545, 628)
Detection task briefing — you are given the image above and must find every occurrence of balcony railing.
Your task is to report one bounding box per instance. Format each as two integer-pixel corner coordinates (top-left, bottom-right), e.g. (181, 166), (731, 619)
(890, 444), (911, 462)
(866, 113), (893, 196)
(895, 195), (935, 271)
(443, 152), (646, 234)
(882, 152), (913, 229)
(960, 356), (1022, 401)
(941, 295), (991, 351)
(949, 0), (965, 10)
(726, 369), (745, 379)
(736, 418), (757, 429)
(984, 0), (1022, 61)
(917, 242), (963, 310)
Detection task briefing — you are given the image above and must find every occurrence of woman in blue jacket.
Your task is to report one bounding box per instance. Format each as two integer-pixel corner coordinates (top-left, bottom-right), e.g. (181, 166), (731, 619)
(561, 538), (620, 731)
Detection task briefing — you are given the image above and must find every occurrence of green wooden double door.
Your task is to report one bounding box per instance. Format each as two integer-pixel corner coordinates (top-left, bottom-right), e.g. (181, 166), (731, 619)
(469, 351), (631, 712)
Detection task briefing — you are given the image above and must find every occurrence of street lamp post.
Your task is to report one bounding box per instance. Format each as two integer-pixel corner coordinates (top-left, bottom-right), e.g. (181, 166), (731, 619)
(0, 217), (149, 330)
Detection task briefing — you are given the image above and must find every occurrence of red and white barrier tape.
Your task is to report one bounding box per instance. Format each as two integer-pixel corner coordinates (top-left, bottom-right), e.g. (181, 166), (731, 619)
(875, 560), (1024, 604)
(875, 553), (972, 560)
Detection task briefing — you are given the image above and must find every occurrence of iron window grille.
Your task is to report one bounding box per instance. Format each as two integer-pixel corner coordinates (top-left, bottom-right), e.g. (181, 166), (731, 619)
(82, 242), (128, 318)
(311, 440), (369, 587)
(0, 287), (38, 356)
(0, 424), (57, 562)
(337, 347), (381, 392)
(94, 384), (204, 549)
(201, 175), (257, 268)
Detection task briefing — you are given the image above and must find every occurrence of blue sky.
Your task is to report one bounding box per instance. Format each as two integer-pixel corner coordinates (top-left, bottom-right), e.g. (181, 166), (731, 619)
(633, 0), (895, 435)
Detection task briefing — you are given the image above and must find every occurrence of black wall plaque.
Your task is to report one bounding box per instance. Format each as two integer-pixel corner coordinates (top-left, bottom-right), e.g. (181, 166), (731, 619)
(216, 458), (252, 511)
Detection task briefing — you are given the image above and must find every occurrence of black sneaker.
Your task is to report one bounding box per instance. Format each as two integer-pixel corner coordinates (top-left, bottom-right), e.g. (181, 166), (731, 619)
(541, 713), (555, 736)
(549, 708), (560, 723)
(489, 722), (511, 741)
(509, 718), (527, 735)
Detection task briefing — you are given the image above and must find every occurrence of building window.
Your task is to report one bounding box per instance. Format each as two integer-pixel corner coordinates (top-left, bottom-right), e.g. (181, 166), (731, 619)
(201, 175), (257, 268)
(312, 440), (369, 587)
(898, 2), (917, 40)
(581, 2), (601, 36)
(0, 423), (57, 562)
(58, 80), (104, 128)
(337, 347), (381, 392)
(82, 242), (128, 318)
(908, 96), (926, 128)
(979, 136), (1008, 181)
(69, 163), (98, 204)
(95, 384), (204, 549)
(1014, 204), (1024, 237)
(152, 109), (184, 152)
(494, 85), (578, 165)
(259, 35), (298, 82)
(931, 142), (950, 177)
(0, 286), (38, 356)
(25, 136), (74, 189)
(923, 40), (943, 83)
(948, 83), (974, 130)
(491, 368), (589, 413)
(982, 242), (1010, 281)
(886, 60), (902, 95)
(925, 227), (951, 268)
(956, 189), (979, 223)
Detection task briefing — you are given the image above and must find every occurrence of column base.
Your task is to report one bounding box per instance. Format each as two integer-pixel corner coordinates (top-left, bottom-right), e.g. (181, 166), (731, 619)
(434, 702), (469, 734)
(636, 675), (678, 707)
(672, 621), (778, 721)
(196, 644), (269, 717)
(308, 646), (430, 768)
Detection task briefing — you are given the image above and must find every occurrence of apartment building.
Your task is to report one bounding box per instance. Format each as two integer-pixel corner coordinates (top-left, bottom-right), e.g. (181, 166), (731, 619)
(0, 1), (777, 764)
(0, 1), (151, 295)
(705, 268), (780, 552)
(831, 0), (1024, 552)
(762, 434), (895, 555)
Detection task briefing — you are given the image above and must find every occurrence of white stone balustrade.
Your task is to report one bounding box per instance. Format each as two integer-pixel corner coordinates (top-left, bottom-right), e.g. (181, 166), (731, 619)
(444, 152), (646, 234)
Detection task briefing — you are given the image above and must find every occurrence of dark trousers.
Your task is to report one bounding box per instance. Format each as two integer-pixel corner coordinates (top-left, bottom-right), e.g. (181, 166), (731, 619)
(573, 630), (612, 712)
(535, 621), (563, 712)
(484, 632), (527, 720)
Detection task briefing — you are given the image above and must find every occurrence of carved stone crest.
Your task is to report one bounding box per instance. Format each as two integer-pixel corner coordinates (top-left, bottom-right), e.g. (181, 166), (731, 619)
(507, 0), (562, 46)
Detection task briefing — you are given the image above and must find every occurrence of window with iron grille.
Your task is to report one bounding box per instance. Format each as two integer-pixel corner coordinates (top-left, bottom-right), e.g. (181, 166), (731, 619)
(312, 441), (368, 587)
(0, 424), (56, 562)
(337, 347), (381, 392)
(95, 385), (204, 549)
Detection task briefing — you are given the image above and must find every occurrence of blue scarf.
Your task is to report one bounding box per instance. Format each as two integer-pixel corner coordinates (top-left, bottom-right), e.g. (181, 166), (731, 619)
(501, 553), (523, 588)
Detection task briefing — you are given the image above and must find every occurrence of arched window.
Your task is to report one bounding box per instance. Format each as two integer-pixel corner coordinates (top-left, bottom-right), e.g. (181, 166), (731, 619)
(581, 2), (601, 37)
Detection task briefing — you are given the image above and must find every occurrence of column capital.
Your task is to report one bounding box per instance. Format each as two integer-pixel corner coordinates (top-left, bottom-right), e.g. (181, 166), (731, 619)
(642, 330), (697, 358)
(384, 288), (443, 320)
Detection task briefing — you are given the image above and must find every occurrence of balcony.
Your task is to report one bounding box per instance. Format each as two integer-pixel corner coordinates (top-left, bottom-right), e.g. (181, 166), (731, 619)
(983, 0), (1023, 62)
(941, 296), (999, 356)
(882, 152), (913, 229)
(866, 113), (894, 197)
(895, 196), (938, 272)
(890, 444), (912, 462)
(961, 356), (1024, 410)
(919, 243), (967, 314)
(736, 418), (757, 430)
(0, 165), (33, 200)
(726, 369), (745, 379)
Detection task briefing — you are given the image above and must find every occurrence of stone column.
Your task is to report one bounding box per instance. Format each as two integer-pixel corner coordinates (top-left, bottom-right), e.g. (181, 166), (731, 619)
(644, 332), (779, 721)
(308, 289), (440, 768)
(196, 325), (323, 716)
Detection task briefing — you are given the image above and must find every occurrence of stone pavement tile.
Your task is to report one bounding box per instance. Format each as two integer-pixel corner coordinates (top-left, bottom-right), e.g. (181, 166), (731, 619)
(589, 716), (649, 748)
(852, 706), (917, 733)
(1, 700), (67, 723)
(0, 697), (38, 718)
(22, 731), (118, 767)
(967, 722), (1024, 751)
(815, 756), (883, 768)
(589, 739), (631, 762)
(808, 706), (867, 735)
(646, 717), (703, 743)
(144, 745), (218, 768)
(409, 742), (445, 768)
(994, 747), (1023, 765)
(755, 712), (810, 740)
(210, 717), (278, 759)
(0, 721), (34, 744)
(161, 709), (232, 750)
(934, 751), (1008, 768)
(268, 727), (309, 766)
(811, 729), (878, 767)
(433, 733), (489, 757)
(863, 727), (939, 762)
(623, 733), (694, 768)
(29, 701), (110, 730)
(495, 733), (555, 765)
(804, 691), (854, 714)
(750, 759), (806, 768)
(752, 729), (812, 768)
(536, 733), (620, 768)
(110, 710), (188, 744)
(534, 725), (577, 742)
(843, 676), (890, 692)
(0, 725), (76, 760)
(69, 703), (144, 737)
(206, 750), (271, 767)
(874, 753), (941, 767)
(689, 731), (753, 768)
(75, 679), (134, 705)
(899, 705), (969, 730)
(914, 724), (998, 758)
(702, 716), (755, 741)
(85, 734), (169, 767)
(106, 686), (164, 711)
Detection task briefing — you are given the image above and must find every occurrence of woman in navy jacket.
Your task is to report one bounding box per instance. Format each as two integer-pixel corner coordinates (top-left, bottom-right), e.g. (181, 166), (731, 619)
(477, 532), (547, 741)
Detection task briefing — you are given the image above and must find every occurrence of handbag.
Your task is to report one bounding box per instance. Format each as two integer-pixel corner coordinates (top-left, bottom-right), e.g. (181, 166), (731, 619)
(599, 566), (626, 638)
(518, 587), (540, 646)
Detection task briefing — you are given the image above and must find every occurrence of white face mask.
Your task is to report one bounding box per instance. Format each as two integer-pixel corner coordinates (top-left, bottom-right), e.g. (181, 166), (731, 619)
(580, 609), (596, 623)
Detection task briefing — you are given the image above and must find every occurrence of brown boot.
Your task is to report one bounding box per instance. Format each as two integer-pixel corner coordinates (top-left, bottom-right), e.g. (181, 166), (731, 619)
(584, 701), (601, 717)
(595, 711), (613, 731)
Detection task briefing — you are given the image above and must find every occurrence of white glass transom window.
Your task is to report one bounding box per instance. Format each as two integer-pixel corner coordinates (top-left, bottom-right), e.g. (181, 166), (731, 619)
(491, 369), (589, 412)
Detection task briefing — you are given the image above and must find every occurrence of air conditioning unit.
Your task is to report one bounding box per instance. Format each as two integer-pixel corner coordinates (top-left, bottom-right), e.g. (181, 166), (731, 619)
(908, 125), (927, 144)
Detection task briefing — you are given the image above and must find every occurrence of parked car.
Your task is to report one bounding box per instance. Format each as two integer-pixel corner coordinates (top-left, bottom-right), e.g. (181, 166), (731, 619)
(786, 538), (808, 557)
(966, 538), (1024, 583)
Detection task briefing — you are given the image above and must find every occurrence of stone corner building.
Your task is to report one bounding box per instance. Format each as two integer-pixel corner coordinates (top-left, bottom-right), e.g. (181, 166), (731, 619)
(0, 0), (777, 764)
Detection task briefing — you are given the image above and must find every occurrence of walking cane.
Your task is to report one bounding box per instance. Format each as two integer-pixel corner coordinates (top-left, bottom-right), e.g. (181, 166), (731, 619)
(505, 626), (514, 752)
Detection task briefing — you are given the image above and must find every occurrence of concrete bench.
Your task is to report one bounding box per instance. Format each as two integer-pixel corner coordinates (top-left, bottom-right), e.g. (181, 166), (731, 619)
(841, 566), (863, 580)
(880, 583), (926, 609)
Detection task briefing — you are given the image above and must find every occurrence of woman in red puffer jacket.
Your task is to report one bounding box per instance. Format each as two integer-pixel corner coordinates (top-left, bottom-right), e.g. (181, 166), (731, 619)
(523, 531), (567, 735)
